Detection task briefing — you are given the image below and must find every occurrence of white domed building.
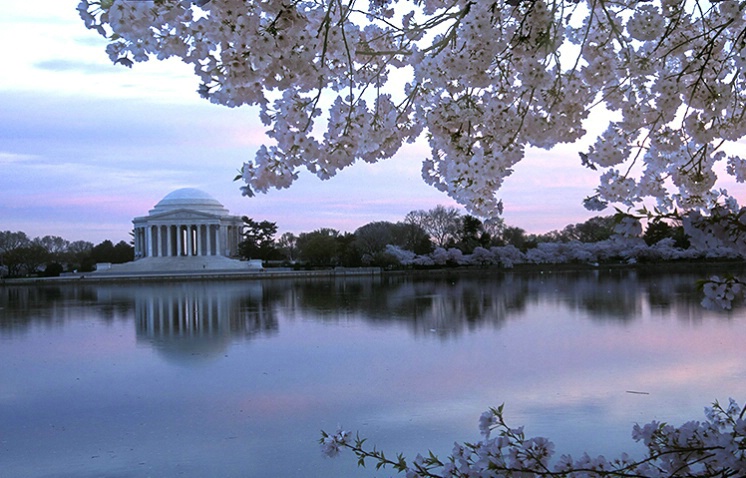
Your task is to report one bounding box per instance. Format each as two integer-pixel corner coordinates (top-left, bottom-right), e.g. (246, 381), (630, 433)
(132, 188), (243, 260)
(97, 188), (258, 274)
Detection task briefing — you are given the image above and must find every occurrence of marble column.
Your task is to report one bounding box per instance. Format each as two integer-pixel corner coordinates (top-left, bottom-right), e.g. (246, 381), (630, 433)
(167, 225), (173, 257)
(145, 226), (152, 257)
(197, 225), (203, 257)
(156, 225), (163, 257)
(218, 224), (227, 256)
(207, 225), (213, 256)
(187, 225), (194, 256)
(176, 226), (183, 256)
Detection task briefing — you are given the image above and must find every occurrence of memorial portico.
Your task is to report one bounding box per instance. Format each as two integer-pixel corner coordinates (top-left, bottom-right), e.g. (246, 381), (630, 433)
(132, 188), (243, 260)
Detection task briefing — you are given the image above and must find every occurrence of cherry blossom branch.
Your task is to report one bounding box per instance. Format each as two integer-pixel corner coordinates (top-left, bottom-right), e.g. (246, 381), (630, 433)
(322, 399), (746, 477)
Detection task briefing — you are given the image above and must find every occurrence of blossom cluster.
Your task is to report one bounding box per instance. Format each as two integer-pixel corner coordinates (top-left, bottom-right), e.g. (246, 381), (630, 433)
(77, 1), (746, 219)
(700, 275), (744, 310)
(322, 399), (746, 477)
(319, 428), (351, 459)
(683, 198), (746, 255)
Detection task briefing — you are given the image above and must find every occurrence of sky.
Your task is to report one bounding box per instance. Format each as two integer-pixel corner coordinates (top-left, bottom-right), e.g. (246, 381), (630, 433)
(5, 2), (741, 245)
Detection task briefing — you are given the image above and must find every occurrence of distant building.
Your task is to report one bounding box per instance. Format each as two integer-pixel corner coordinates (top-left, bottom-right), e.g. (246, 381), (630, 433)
(94, 188), (258, 275)
(132, 188), (243, 260)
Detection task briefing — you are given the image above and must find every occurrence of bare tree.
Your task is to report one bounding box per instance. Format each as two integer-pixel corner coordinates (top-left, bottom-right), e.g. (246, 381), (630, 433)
(34, 235), (70, 256)
(276, 232), (298, 262)
(0, 230), (30, 254)
(406, 206), (461, 248)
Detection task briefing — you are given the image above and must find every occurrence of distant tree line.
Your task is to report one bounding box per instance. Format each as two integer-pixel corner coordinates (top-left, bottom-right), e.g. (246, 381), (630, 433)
(238, 206), (690, 268)
(2, 208), (691, 277)
(500, 215), (689, 252)
(0, 231), (133, 278)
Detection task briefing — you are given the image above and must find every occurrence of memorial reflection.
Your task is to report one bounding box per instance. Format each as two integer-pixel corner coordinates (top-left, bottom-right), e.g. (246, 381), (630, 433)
(133, 283), (278, 362)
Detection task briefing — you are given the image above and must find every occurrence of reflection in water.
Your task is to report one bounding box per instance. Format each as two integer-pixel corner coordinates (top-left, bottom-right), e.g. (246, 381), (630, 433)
(283, 275), (529, 336)
(0, 282), (281, 362)
(133, 283), (278, 362)
(1, 269), (746, 478)
(269, 269), (713, 334)
(0, 268), (735, 339)
(136, 286), (233, 362)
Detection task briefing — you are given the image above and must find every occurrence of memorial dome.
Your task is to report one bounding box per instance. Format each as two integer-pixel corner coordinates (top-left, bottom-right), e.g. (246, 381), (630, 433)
(150, 188), (229, 215)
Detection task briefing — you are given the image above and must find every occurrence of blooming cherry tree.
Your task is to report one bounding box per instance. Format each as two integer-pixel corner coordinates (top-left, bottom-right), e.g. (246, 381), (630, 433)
(78, 0), (746, 219)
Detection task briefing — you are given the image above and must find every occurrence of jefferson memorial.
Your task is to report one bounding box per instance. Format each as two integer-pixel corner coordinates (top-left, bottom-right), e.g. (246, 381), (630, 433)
(132, 188), (243, 260)
(96, 188), (258, 274)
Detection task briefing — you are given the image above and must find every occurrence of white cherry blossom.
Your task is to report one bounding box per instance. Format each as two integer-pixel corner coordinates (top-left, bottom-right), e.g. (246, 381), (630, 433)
(77, 0), (746, 220)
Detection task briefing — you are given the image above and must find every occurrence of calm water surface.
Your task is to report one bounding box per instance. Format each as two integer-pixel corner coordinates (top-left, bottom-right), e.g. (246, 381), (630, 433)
(1, 270), (746, 477)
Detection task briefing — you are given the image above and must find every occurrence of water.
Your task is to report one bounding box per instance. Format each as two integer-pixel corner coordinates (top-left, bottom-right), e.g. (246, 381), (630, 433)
(1, 270), (746, 477)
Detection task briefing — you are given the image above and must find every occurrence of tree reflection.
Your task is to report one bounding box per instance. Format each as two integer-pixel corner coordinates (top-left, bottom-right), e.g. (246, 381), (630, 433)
(1, 268), (743, 342)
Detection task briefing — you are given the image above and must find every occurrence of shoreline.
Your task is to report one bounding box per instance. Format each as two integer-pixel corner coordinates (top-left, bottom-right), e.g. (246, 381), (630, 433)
(0, 267), (383, 285)
(3, 259), (746, 286)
